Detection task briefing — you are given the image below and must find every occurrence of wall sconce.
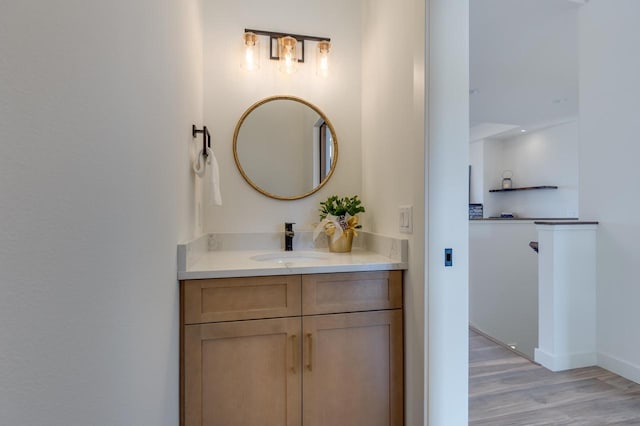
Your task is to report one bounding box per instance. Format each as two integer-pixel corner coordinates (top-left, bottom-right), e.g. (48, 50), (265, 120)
(316, 40), (331, 78)
(241, 32), (260, 71)
(278, 36), (298, 74)
(243, 29), (331, 76)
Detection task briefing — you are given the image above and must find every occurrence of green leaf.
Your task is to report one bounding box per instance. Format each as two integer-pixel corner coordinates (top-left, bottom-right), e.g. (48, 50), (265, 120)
(318, 195), (366, 220)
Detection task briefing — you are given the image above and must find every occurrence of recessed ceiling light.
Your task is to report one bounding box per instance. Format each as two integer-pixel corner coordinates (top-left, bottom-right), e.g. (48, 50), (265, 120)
(521, 129), (527, 133)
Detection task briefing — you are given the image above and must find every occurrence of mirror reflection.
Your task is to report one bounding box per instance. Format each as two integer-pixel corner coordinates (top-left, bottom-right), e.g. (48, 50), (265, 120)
(233, 96), (338, 200)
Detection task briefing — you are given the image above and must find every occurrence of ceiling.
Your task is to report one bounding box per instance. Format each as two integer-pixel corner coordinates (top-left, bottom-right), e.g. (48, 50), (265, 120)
(470, 0), (582, 139)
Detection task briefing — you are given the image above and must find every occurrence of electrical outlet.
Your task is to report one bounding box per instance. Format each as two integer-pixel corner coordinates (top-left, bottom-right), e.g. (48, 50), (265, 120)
(399, 205), (413, 234)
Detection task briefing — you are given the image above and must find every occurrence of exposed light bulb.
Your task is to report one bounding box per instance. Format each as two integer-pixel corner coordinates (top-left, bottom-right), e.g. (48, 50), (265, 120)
(316, 40), (331, 78)
(244, 48), (255, 70)
(278, 36), (298, 74)
(285, 51), (294, 71)
(241, 32), (259, 71)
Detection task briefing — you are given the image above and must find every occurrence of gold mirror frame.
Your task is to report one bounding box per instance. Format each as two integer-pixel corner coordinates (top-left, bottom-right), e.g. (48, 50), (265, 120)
(233, 95), (339, 200)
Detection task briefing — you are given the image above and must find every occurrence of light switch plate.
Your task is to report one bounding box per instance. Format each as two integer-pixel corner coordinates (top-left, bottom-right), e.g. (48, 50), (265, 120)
(399, 205), (413, 234)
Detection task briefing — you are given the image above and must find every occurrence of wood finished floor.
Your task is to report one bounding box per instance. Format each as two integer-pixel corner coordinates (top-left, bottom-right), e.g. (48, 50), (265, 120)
(469, 329), (640, 425)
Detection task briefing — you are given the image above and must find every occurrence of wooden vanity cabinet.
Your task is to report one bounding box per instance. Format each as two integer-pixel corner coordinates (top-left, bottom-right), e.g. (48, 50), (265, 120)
(181, 271), (403, 426)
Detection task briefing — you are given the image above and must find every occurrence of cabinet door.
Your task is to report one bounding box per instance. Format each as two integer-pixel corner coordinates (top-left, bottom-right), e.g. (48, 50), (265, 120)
(184, 317), (301, 426)
(302, 310), (403, 426)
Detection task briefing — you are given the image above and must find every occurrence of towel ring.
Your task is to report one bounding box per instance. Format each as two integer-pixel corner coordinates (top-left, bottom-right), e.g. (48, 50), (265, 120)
(192, 125), (211, 158)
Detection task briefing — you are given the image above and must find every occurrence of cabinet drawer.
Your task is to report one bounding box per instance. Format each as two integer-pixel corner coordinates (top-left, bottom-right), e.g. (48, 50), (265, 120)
(302, 271), (402, 315)
(183, 275), (301, 324)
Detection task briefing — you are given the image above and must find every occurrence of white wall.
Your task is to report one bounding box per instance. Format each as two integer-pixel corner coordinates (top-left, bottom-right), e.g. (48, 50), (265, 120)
(579, 0), (640, 383)
(427, 0), (469, 424)
(477, 121), (579, 218)
(360, 0), (426, 424)
(0, 0), (200, 424)
(481, 137), (503, 217)
(202, 0), (362, 233)
(469, 222), (539, 359)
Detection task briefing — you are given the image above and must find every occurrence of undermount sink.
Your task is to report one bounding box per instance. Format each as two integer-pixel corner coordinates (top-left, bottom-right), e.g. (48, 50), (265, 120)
(250, 251), (329, 264)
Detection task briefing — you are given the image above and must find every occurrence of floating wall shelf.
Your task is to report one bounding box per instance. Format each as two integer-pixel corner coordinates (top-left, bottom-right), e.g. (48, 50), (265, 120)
(489, 185), (558, 193)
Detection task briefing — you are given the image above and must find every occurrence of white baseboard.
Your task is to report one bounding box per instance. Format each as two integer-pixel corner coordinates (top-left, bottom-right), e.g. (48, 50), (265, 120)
(598, 352), (640, 384)
(534, 348), (597, 372)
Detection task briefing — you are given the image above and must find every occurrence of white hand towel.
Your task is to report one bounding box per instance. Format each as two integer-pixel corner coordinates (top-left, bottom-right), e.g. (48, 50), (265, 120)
(193, 148), (207, 177)
(208, 148), (222, 206)
(192, 148), (222, 206)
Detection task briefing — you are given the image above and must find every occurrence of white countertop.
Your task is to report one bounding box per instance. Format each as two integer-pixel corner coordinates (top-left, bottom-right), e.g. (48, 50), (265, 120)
(177, 231), (408, 280)
(179, 248), (406, 280)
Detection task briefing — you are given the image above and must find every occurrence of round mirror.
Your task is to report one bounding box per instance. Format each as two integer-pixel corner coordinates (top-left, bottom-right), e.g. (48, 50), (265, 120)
(233, 96), (338, 200)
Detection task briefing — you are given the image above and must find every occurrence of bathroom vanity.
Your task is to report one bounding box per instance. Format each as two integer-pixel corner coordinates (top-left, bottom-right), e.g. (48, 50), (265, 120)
(178, 232), (408, 426)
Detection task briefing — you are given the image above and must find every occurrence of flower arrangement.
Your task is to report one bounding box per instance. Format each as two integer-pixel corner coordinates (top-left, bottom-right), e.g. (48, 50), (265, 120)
(319, 195), (366, 222)
(314, 195), (366, 252)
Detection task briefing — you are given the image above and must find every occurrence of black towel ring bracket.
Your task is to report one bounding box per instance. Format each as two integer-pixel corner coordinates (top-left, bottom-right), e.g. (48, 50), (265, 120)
(192, 125), (211, 158)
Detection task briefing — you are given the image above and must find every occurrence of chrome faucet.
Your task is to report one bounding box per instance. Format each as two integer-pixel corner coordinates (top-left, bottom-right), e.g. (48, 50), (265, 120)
(284, 222), (295, 251)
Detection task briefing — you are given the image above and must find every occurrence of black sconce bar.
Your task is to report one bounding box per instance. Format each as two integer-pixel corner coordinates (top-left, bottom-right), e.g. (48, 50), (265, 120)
(244, 28), (330, 64)
(192, 125), (211, 158)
